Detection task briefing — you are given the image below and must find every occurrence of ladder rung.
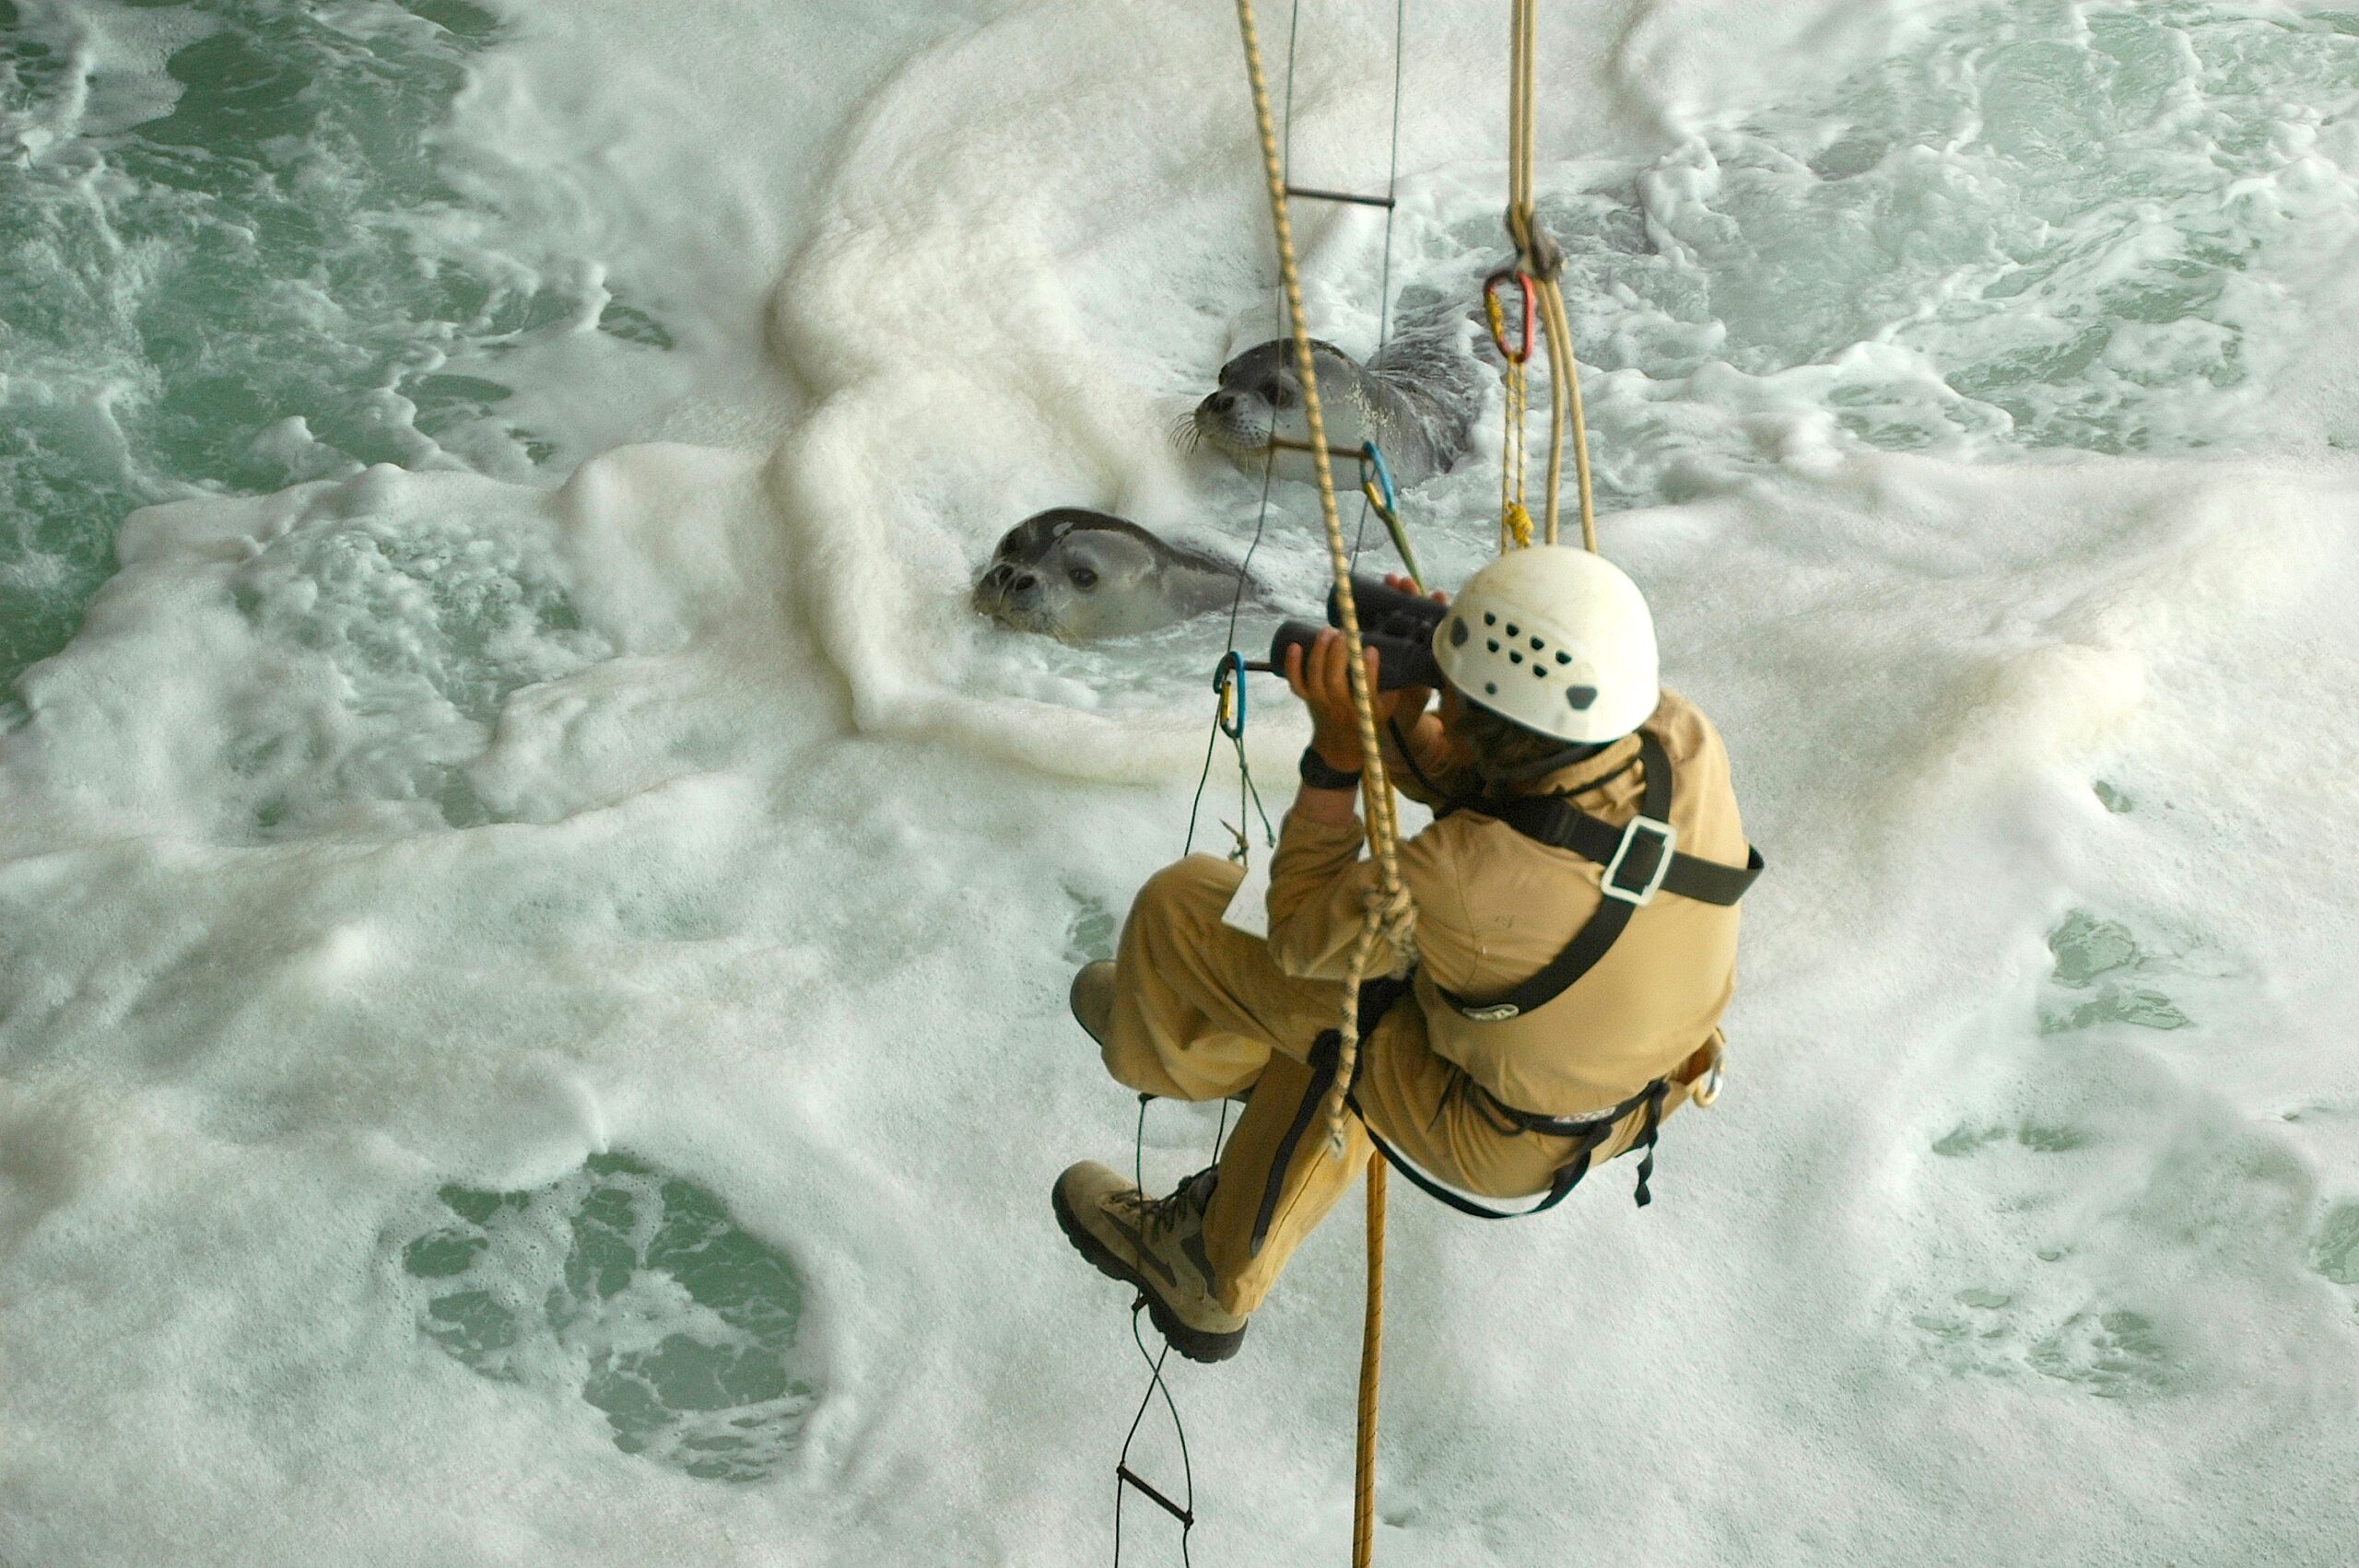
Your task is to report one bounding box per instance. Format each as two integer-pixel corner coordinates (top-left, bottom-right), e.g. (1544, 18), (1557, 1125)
(1117, 1465), (1195, 1527)
(1285, 183), (1395, 210)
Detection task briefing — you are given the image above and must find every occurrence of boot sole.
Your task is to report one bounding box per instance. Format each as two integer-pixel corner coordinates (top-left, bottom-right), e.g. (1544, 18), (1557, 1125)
(1052, 1181), (1247, 1364)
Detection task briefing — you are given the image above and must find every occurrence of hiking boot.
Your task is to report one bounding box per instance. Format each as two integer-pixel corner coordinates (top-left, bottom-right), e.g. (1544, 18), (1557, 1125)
(1069, 961), (1117, 1046)
(1052, 1162), (1247, 1363)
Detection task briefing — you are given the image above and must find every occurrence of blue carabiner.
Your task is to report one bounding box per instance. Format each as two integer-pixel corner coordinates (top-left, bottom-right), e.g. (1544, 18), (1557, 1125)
(1214, 649), (1249, 739)
(1358, 441), (1397, 518)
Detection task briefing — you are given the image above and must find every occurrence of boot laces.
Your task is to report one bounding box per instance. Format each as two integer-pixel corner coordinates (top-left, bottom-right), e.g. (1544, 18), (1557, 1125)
(1121, 1166), (1214, 1240)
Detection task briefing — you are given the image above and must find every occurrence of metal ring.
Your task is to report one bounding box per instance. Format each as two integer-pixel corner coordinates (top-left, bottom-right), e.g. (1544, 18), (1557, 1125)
(1213, 649), (1248, 739)
(1691, 1057), (1724, 1108)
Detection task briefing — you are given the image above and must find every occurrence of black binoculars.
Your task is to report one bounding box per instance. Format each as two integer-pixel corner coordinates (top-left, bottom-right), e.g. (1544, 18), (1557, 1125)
(1264, 574), (1448, 692)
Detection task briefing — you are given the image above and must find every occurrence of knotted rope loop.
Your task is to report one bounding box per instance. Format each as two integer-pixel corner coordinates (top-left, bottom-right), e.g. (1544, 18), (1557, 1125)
(1320, 881), (1418, 1153)
(1236, 0), (1415, 1136)
(1502, 205), (1565, 282)
(1503, 0), (1597, 553)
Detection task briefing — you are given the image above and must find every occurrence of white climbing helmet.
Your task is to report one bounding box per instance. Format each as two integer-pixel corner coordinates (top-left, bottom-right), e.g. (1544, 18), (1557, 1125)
(1431, 545), (1660, 743)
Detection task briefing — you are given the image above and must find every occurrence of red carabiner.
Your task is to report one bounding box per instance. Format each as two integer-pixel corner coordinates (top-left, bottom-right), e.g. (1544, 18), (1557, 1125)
(1484, 269), (1537, 365)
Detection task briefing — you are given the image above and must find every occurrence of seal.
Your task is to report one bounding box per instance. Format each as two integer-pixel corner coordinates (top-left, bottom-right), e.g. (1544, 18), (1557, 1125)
(972, 509), (1264, 641)
(1185, 322), (1487, 488)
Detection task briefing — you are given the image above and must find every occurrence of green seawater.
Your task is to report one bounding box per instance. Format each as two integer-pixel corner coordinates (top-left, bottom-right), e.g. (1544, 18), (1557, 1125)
(7, 0), (2354, 686)
(404, 1152), (819, 1482)
(2040, 908), (2193, 1035)
(1421, 2), (2359, 507)
(0, 0), (663, 689)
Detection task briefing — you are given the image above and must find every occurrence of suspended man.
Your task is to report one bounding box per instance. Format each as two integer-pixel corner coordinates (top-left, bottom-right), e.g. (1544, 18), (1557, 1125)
(1053, 545), (1761, 1361)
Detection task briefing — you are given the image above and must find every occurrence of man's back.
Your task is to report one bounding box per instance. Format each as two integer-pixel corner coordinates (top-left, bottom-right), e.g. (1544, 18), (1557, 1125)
(1269, 687), (1747, 1119)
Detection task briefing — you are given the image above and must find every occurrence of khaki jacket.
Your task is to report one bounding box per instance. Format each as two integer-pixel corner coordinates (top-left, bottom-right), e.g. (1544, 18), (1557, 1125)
(1265, 687), (1748, 1120)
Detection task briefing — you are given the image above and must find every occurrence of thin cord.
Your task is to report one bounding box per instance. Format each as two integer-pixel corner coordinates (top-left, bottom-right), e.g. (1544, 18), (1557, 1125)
(1116, 1098), (1183, 1564)
(1113, 1091), (1229, 1568)
(1350, 0), (1410, 574)
(1185, 0), (1298, 860)
(1183, 428), (1281, 860)
(1113, 1306), (1194, 1568)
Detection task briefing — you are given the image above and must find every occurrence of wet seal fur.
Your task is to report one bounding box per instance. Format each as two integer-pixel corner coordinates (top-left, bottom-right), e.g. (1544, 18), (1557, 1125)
(1187, 323), (1488, 488)
(973, 509), (1264, 640)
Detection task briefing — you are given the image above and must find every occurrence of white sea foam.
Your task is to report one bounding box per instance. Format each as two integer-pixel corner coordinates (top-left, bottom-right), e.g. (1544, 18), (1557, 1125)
(4, 1), (2359, 1564)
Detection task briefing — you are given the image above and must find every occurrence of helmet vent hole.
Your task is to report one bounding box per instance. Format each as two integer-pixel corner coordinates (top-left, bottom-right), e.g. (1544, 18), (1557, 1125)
(1505, 624), (1520, 638)
(1485, 638), (1500, 653)
(1532, 666), (1547, 678)
(1485, 682), (1498, 696)
(1508, 650), (1523, 664)
(1567, 685), (1598, 711)
(1555, 651), (1571, 665)
(1483, 612), (1496, 626)
(1529, 637), (1543, 651)
(1449, 616), (1470, 648)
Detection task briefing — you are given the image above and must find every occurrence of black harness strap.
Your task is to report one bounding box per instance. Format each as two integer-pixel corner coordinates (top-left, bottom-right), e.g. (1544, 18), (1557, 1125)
(1273, 983), (1678, 1219)
(1480, 794), (1764, 907)
(1627, 1079), (1671, 1208)
(1247, 729), (1762, 1226)
(1248, 973), (1414, 1257)
(1355, 1076), (1669, 1219)
(1436, 731), (1761, 1023)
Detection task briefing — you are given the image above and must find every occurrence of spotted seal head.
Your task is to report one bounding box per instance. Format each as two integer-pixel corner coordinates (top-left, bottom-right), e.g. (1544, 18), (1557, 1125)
(1186, 324), (1486, 488)
(972, 509), (1262, 641)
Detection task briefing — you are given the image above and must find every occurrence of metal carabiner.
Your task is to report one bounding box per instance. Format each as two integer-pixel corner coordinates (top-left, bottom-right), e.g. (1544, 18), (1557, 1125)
(1213, 649), (1249, 739)
(1358, 440), (1397, 519)
(1484, 268), (1537, 365)
(1358, 441), (1425, 590)
(1689, 1039), (1726, 1108)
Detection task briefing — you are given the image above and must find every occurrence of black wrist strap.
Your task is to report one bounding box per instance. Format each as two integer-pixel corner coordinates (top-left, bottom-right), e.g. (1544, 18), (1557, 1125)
(1298, 745), (1364, 790)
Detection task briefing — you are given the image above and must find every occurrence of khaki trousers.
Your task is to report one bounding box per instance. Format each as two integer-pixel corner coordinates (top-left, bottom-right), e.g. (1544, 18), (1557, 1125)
(1100, 856), (1621, 1316)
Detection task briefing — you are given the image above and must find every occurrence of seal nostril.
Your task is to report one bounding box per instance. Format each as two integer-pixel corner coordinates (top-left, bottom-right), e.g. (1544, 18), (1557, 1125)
(1211, 392), (1234, 415)
(1011, 572), (1037, 594)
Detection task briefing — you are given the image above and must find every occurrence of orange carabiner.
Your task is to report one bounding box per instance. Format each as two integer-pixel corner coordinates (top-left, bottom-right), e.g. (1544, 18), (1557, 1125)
(1484, 269), (1537, 365)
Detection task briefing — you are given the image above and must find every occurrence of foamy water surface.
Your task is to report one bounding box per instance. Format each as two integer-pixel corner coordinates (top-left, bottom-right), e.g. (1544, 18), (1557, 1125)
(4, 2), (2357, 1563)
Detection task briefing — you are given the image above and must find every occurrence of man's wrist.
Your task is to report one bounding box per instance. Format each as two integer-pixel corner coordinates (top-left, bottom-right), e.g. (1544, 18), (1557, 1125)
(1299, 744), (1364, 791)
(1311, 727), (1364, 771)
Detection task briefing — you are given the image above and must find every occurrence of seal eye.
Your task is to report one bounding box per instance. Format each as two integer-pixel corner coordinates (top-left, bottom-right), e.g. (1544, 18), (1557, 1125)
(1268, 382), (1295, 410)
(1068, 566), (1098, 591)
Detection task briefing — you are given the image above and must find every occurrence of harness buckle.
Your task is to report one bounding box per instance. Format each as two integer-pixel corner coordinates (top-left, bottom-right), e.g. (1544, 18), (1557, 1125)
(1599, 814), (1677, 907)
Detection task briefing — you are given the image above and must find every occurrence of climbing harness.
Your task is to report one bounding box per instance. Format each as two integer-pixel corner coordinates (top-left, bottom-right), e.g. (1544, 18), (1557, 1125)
(1434, 731), (1762, 1021)
(1250, 727), (1759, 1242)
